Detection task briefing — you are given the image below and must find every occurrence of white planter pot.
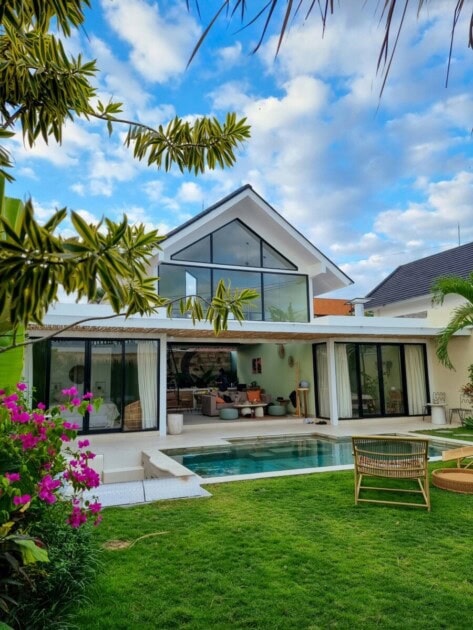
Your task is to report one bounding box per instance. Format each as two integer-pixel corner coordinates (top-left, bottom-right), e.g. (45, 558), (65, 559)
(167, 413), (183, 435)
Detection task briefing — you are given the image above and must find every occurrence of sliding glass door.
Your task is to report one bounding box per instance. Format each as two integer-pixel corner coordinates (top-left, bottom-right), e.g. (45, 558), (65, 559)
(34, 338), (160, 434)
(314, 342), (428, 419)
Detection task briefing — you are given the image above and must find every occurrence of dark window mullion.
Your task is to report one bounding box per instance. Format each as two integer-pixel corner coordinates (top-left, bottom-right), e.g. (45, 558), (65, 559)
(399, 344), (408, 416)
(377, 345), (386, 416)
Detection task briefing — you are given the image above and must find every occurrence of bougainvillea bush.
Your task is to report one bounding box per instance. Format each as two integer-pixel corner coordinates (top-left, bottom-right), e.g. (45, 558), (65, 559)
(0, 384), (102, 626)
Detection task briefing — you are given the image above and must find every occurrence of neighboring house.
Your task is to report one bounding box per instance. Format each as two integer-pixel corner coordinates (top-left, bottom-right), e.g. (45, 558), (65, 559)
(26, 186), (471, 434)
(314, 298), (353, 317)
(366, 242), (473, 408)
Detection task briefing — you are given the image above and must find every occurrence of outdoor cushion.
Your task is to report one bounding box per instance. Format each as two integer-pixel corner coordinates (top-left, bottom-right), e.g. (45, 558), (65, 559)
(216, 397), (225, 403)
(247, 390), (261, 403)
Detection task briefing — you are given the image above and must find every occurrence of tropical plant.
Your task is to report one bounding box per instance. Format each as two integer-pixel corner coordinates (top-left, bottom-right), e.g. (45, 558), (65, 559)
(0, 383), (102, 625)
(432, 273), (473, 369)
(188, 1), (471, 95)
(0, 1), (250, 183)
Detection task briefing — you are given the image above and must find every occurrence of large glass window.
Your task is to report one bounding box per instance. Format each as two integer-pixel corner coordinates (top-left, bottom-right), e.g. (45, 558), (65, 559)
(263, 273), (308, 322)
(213, 269), (262, 320)
(49, 340), (87, 431)
(171, 219), (297, 270)
(327, 342), (428, 419)
(212, 221), (261, 267)
(33, 338), (159, 434)
(158, 265), (211, 316)
(381, 345), (405, 415)
(89, 341), (122, 431)
(172, 235), (211, 263)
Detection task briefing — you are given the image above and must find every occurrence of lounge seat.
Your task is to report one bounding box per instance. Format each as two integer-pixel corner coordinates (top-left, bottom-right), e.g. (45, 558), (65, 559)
(201, 390), (270, 416)
(352, 435), (430, 510)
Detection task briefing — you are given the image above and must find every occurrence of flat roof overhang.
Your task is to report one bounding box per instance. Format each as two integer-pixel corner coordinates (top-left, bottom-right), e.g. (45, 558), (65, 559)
(28, 304), (471, 343)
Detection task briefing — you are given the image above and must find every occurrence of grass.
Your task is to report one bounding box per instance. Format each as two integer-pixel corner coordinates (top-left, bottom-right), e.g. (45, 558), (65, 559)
(72, 467), (473, 630)
(415, 427), (473, 442)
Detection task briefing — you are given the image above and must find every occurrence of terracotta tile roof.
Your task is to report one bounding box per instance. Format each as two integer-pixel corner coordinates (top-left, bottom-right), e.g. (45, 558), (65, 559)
(313, 298), (353, 316)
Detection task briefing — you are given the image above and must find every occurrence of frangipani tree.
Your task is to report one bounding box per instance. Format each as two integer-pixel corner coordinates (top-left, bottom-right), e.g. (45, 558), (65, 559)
(432, 273), (473, 370)
(0, 0), (256, 381)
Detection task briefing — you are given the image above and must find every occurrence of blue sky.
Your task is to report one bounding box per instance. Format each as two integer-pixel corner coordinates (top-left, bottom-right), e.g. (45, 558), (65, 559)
(7, 0), (473, 296)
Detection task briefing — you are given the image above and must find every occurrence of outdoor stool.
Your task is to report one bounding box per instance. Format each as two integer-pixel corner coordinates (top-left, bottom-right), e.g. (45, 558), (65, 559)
(268, 405), (286, 416)
(219, 408), (239, 421)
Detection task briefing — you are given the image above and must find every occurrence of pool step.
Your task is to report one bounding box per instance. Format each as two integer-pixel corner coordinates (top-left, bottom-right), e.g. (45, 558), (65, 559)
(87, 477), (211, 507)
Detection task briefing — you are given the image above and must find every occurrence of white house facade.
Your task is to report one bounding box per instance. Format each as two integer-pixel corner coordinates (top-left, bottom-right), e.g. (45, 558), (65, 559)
(26, 186), (471, 435)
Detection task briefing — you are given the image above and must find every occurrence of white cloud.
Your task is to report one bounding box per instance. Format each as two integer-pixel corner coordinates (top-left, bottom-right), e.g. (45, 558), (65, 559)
(177, 182), (204, 203)
(101, 0), (201, 84)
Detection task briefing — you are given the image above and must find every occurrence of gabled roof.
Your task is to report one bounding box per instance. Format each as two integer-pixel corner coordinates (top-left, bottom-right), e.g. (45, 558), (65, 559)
(163, 184), (353, 294)
(366, 241), (473, 308)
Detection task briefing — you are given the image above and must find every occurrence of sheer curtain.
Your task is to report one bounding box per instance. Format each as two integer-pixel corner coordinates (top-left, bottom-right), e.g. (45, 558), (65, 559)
(405, 345), (427, 415)
(335, 344), (353, 418)
(316, 345), (330, 418)
(137, 341), (158, 429)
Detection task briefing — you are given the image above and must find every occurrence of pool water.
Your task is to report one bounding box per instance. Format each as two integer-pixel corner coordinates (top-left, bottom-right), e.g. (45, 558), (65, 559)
(164, 436), (447, 478)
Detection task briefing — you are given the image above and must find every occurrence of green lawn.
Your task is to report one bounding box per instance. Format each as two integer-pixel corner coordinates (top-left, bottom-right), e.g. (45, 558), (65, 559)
(415, 427), (473, 442)
(72, 467), (473, 630)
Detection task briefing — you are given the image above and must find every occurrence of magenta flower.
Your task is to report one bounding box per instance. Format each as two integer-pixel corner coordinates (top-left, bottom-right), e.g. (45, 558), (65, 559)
(88, 501), (102, 514)
(13, 494), (31, 506)
(78, 439), (90, 449)
(63, 422), (80, 430)
(38, 475), (61, 504)
(62, 386), (79, 396)
(37, 402), (46, 410)
(61, 434), (71, 442)
(71, 397), (81, 407)
(16, 383), (27, 391)
(18, 433), (40, 450)
(86, 404), (93, 413)
(5, 472), (21, 483)
(82, 392), (94, 400)
(0, 389), (4, 395)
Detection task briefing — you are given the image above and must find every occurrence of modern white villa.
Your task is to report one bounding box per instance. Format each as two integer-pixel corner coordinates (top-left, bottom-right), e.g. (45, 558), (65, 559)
(26, 185), (472, 437)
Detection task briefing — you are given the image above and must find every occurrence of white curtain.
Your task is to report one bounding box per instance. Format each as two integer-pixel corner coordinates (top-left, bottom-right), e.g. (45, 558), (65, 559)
(335, 344), (353, 418)
(316, 345), (330, 418)
(405, 345), (427, 415)
(137, 341), (158, 429)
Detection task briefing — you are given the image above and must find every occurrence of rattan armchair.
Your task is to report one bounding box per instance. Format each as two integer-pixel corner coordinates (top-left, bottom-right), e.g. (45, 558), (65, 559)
(352, 436), (430, 510)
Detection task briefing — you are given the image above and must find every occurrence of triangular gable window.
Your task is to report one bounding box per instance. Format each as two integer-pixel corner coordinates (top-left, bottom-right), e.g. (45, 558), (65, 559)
(171, 220), (297, 270)
(172, 235), (211, 263)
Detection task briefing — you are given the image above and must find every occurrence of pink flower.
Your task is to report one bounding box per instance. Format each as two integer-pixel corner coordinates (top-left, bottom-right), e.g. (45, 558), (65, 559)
(63, 422), (80, 430)
(67, 505), (87, 528)
(71, 397), (81, 407)
(18, 433), (40, 450)
(78, 439), (90, 448)
(5, 472), (21, 483)
(62, 386), (78, 397)
(88, 501), (102, 514)
(16, 383), (27, 391)
(86, 404), (93, 413)
(38, 475), (61, 504)
(0, 389), (5, 395)
(61, 434), (71, 442)
(13, 494), (31, 506)
(82, 392), (94, 400)
(93, 514), (103, 526)
(37, 402), (46, 410)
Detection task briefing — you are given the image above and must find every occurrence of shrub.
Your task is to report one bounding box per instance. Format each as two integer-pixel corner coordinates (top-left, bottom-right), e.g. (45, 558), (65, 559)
(11, 503), (100, 629)
(462, 416), (473, 430)
(0, 384), (103, 627)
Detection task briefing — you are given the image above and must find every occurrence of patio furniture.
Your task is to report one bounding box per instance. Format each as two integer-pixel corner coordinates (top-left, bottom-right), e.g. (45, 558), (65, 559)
(432, 469), (473, 494)
(201, 391), (270, 416)
(387, 389), (403, 414)
(233, 402), (268, 417)
(219, 408), (239, 421)
(422, 392), (448, 424)
(352, 435), (430, 510)
(441, 445), (473, 469)
(449, 395), (472, 425)
(268, 404), (286, 416)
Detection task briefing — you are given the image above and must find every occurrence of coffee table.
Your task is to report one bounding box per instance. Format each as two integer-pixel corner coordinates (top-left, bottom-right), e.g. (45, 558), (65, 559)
(233, 403), (268, 418)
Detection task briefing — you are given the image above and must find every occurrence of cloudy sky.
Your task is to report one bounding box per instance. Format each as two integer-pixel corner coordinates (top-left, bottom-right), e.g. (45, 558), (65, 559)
(7, 0), (473, 297)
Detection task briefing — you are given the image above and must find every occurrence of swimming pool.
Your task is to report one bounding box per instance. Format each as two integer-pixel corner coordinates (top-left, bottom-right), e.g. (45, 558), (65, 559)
(164, 436), (448, 479)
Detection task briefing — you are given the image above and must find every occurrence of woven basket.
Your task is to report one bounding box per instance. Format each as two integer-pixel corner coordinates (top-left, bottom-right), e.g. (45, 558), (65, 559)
(432, 468), (473, 494)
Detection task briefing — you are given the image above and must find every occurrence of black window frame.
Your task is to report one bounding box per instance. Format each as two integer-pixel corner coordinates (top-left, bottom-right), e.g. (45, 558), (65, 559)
(171, 219), (298, 271)
(33, 337), (160, 435)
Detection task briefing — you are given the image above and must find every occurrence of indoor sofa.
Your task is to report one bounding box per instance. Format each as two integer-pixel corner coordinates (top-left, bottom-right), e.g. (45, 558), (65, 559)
(201, 390), (270, 416)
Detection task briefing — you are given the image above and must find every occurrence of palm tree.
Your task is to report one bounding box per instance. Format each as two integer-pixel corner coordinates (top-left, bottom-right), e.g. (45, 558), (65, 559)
(432, 273), (473, 370)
